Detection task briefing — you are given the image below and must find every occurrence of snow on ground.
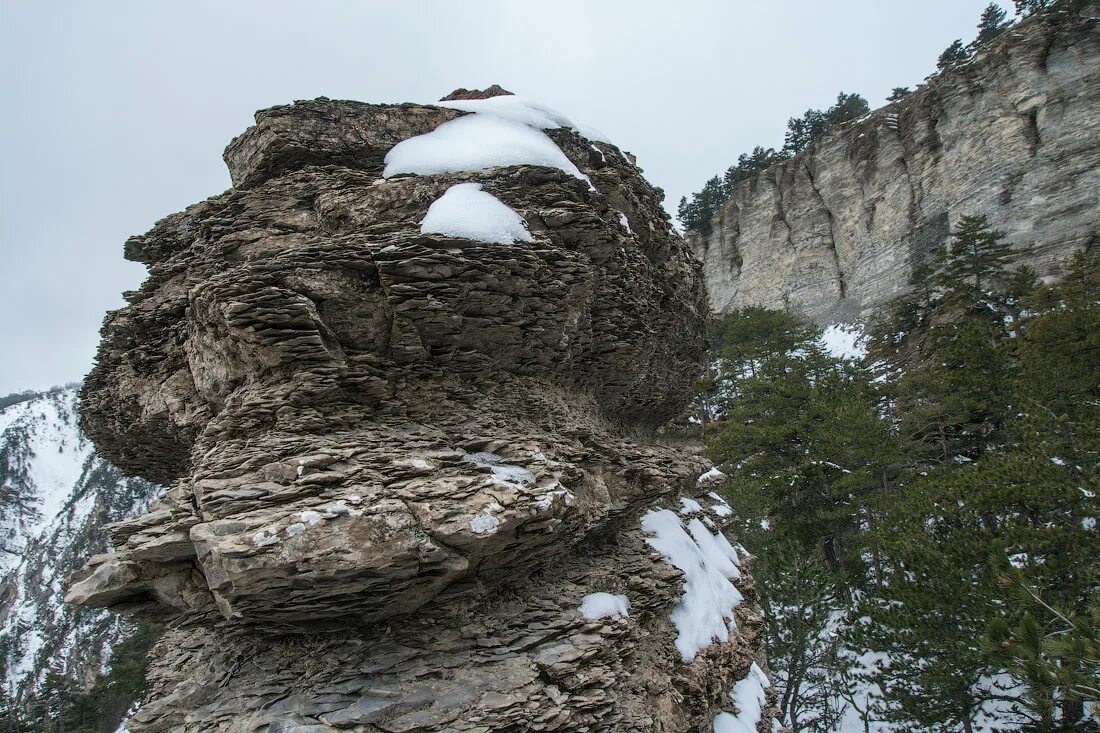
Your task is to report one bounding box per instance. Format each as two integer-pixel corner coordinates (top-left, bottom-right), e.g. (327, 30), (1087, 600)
(819, 323), (868, 361)
(383, 113), (588, 181)
(707, 492), (734, 517)
(420, 183), (534, 244)
(0, 388), (92, 573)
(579, 592), (630, 620)
(1, 388), (163, 701)
(713, 662), (771, 733)
(641, 509), (743, 661)
(438, 94), (614, 144)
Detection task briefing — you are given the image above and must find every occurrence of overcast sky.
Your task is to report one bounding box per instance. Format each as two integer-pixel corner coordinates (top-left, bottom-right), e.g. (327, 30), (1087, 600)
(0, 0), (1006, 395)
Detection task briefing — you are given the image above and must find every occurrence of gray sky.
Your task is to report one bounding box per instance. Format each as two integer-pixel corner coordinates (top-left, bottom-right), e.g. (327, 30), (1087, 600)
(0, 0), (1004, 395)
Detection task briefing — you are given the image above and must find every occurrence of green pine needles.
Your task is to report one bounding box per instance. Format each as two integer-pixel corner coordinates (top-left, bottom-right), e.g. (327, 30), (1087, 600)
(702, 216), (1100, 731)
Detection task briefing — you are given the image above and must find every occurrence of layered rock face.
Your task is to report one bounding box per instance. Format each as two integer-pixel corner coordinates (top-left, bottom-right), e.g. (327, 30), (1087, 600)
(68, 92), (768, 731)
(690, 11), (1100, 322)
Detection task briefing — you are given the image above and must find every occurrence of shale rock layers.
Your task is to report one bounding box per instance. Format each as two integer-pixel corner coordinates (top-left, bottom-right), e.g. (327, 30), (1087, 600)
(68, 92), (767, 731)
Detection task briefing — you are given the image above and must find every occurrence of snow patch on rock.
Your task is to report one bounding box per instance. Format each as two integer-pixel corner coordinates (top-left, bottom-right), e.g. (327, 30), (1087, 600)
(421, 183), (534, 244)
(641, 508), (743, 661)
(462, 451), (536, 486)
(438, 93), (614, 144)
(698, 466), (727, 485)
(469, 511), (501, 535)
(579, 592), (630, 620)
(713, 662), (771, 733)
(384, 114), (588, 181)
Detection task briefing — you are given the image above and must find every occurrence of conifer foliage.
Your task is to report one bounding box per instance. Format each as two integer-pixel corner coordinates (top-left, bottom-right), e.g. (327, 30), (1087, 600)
(678, 93), (868, 233)
(704, 218), (1100, 731)
(677, 3), (1056, 235)
(5, 623), (162, 733)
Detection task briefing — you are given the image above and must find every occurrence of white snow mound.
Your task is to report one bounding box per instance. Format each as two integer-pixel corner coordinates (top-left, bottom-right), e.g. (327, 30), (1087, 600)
(698, 466), (727, 485)
(420, 183), (534, 244)
(384, 114), (588, 181)
(579, 592), (630, 620)
(439, 94), (614, 144)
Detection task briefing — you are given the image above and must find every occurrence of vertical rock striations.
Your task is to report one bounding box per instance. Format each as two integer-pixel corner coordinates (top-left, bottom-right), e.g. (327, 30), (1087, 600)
(690, 11), (1100, 322)
(67, 92), (769, 731)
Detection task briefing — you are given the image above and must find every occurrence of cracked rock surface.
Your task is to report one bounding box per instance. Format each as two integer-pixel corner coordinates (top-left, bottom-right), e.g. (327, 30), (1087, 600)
(690, 11), (1100, 322)
(68, 91), (769, 731)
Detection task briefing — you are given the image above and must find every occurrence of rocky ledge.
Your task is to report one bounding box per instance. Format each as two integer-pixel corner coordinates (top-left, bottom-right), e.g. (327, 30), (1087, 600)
(68, 90), (772, 731)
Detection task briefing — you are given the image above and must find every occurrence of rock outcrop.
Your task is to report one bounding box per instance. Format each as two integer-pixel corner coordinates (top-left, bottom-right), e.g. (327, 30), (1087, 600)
(690, 11), (1100, 322)
(68, 92), (770, 731)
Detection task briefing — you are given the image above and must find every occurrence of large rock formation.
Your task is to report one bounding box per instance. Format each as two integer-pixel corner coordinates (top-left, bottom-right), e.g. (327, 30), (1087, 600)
(690, 11), (1100, 322)
(67, 91), (770, 731)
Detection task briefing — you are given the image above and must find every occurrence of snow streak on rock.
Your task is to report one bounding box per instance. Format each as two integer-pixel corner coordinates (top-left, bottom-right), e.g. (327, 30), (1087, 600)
(642, 506), (744, 662)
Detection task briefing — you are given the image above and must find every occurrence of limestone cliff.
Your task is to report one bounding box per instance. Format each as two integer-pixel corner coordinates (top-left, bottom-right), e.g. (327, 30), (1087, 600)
(689, 11), (1100, 322)
(67, 92), (772, 732)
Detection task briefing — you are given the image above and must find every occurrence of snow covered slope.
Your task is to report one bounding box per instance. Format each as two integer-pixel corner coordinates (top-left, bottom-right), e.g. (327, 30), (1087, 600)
(0, 386), (160, 702)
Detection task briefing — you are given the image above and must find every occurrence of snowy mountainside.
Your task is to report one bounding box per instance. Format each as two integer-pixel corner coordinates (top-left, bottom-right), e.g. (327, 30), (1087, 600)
(0, 386), (160, 701)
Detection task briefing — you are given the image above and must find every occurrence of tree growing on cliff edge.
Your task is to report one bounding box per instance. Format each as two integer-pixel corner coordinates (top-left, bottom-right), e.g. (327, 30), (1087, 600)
(782, 92), (870, 156)
(678, 92), (866, 233)
(1015, 0), (1048, 12)
(1013, 0), (1089, 15)
(937, 39), (971, 71)
(724, 146), (789, 190)
(975, 3), (1011, 47)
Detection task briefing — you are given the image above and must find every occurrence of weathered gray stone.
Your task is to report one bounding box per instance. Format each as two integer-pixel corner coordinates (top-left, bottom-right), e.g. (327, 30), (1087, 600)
(69, 90), (771, 731)
(690, 12), (1100, 323)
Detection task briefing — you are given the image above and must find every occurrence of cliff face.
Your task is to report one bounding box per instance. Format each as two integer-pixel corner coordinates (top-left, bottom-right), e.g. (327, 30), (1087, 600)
(67, 93), (772, 732)
(690, 12), (1100, 322)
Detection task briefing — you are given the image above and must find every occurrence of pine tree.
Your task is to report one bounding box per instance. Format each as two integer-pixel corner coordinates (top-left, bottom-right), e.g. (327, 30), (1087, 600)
(1014, 0), (1053, 15)
(781, 93), (869, 156)
(724, 147), (788, 190)
(0, 688), (30, 733)
(714, 226), (1100, 731)
(937, 39), (970, 71)
(708, 309), (898, 576)
(852, 470), (1015, 732)
(783, 109), (828, 156)
(887, 87), (912, 102)
(975, 3), (1010, 48)
(936, 214), (1015, 305)
(987, 565), (1100, 730)
(858, 248), (1100, 731)
(824, 92), (870, 126)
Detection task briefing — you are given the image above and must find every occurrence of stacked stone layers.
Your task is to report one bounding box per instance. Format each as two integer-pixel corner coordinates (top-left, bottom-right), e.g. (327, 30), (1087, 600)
(68, 96), (767, 731)
(690, 12), (1100, 323)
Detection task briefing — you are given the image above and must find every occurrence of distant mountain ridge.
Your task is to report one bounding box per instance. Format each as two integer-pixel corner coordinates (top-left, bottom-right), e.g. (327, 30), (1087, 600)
(0, 385), (159, 703)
